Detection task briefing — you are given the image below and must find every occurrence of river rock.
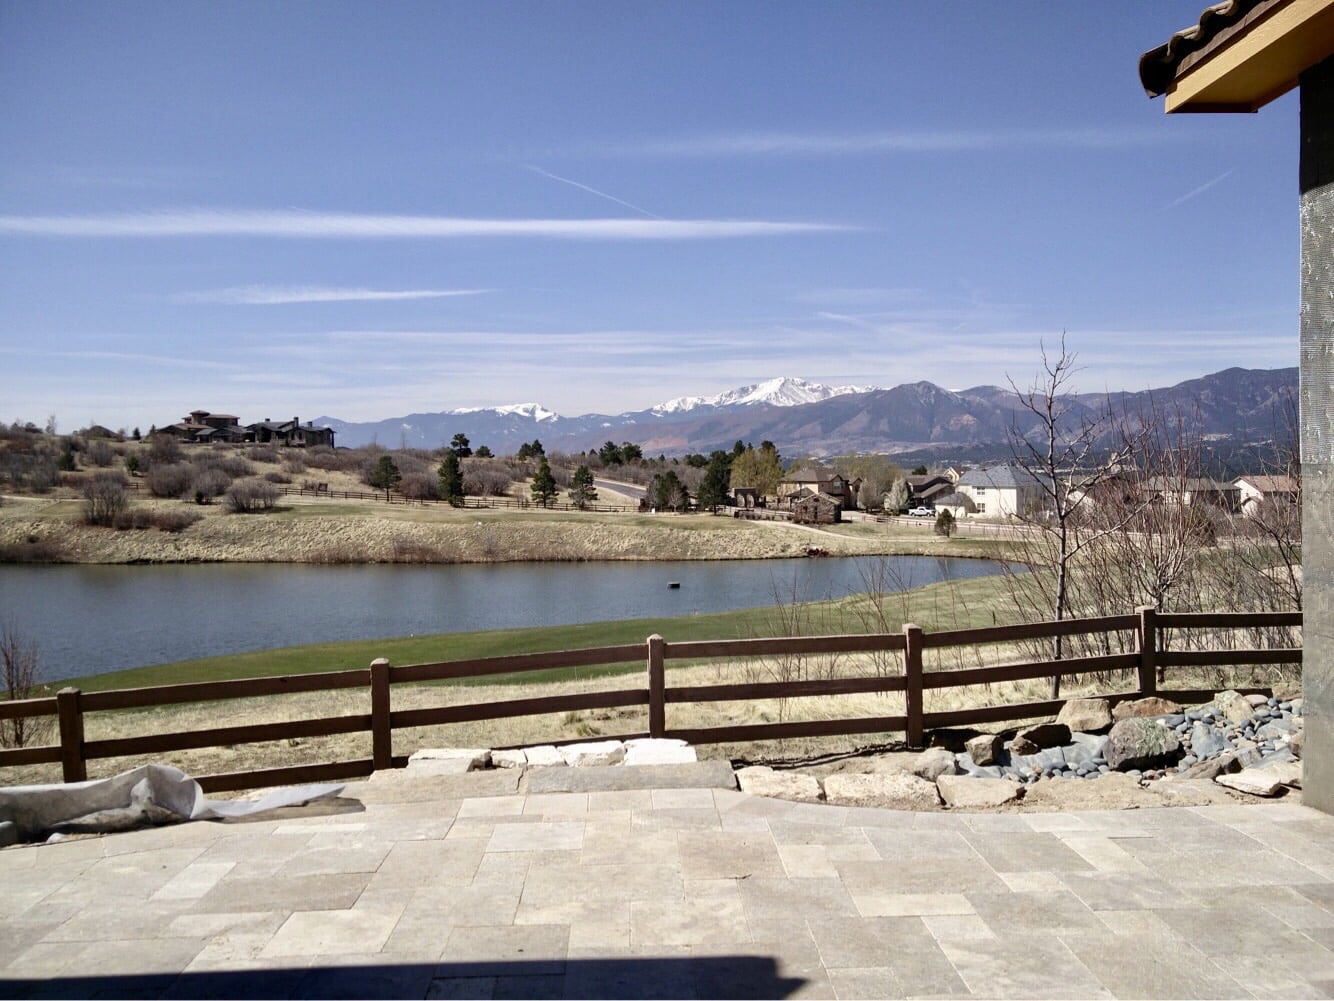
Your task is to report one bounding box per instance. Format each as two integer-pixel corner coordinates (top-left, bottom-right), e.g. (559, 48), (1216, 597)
(823, 772), (941, 810)
(966, 733), (1004, 767)
(1189, 723), (1229, 759)
(937, 774), (1022, 809)
(1245, 693), (1271, 708)
(909, 747), (959, 781)
(1057, 698), (1113, 733)
(1112, 696), (1183, 721)
(926, 728), (983, 753)
(1214, 690), (1256, 725)
(1010, 722), (1072, 756)
(735, 765), (823, 803)
(1291, 731), (1305, 758)
(1105, 717), (1181, 771)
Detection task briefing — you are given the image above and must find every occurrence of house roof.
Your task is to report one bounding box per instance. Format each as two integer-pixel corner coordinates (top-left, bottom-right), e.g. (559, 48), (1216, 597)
(1235, 474), (1298, 492)
(1139, 0), (1334, 113)
(956, 465), (1049, 489)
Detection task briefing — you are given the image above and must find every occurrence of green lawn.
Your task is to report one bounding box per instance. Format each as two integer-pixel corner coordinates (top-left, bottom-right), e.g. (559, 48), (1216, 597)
(66, 572), (1020, 692)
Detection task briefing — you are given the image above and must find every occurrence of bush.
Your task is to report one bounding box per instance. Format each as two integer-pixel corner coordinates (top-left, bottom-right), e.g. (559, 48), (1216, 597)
(400, 472), (440, 500)
(282, 456), (307, 474)
(933, 509), (956, 537)
(462, 459), (514, 497)
(82, 473), (129, 526)
(85, 440), (116, 467)
(190, 468), (233, 504)
(147, 434), (182, 465)
(263, 471), (292, 484)
(194, 451), (254, 479)
(224, 478), (280, 513)
(111, 509), (202, 532)
(146, 463), (193, 498)
(246, 444), (280, 463)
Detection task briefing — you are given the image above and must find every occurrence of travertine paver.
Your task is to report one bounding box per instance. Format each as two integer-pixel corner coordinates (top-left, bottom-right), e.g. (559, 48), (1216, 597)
(3, 772), (1334, 998)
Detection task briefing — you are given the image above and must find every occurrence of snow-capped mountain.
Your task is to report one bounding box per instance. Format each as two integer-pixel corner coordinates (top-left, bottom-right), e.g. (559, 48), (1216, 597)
(449, 403), (559, 423)
(650, 377), (879, 415)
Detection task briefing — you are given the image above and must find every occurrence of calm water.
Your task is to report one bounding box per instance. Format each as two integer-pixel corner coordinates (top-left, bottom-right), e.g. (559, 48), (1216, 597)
(0, 556), (1007, 680)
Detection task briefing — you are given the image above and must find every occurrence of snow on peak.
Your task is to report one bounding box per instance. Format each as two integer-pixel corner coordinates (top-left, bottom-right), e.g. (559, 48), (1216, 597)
(449, 402), (560, 423)
(652, 377), (877, 415)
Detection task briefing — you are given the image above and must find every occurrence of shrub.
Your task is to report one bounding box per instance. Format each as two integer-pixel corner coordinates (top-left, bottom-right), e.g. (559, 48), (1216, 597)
(224, 478), (280, 513)
(111, 509), (202, 532)
(400, 472), (440, 501)
(85, 440), (116, 467)
(146, 463), (193, 498)
(282, 456), (307, 474)
(462, 459), (513, 497)
(933, 509), (955, 537)
(264, 471), (292, 484)
(82, 472), (130, 526)
(246, 444), (280, 463)
(194, 451), (254, 479)
(147, 434), (182, 465)
(190, 468), (233, 504)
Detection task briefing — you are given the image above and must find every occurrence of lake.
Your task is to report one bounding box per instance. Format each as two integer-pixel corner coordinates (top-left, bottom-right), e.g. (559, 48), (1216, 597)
(0, 556), (1008, 681)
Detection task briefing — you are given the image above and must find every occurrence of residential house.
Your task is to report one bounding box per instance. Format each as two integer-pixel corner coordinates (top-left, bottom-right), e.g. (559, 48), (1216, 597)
(158, 411), (247, 444)
(776, 468), (861, 511)
(905, 474), (953, 508)
(1235, 474), (1298, 517)
(250, 416), (336, 448)
(791, 491), (842, 525)
(954, 465), (1050, 519)
(1142, 477), (1239, 511)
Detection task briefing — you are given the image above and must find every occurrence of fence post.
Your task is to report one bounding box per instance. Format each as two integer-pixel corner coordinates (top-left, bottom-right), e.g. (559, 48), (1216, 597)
(56, 686), (86, 783)
(903, 623), (924, 749)
(647, 634), (666, 738)
(371, 658), (393, 771)
(1137, 606), (1157, 697)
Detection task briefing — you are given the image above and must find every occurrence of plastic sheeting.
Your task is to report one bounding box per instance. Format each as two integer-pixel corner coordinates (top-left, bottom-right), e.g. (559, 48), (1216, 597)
(0, 764), (345, 842)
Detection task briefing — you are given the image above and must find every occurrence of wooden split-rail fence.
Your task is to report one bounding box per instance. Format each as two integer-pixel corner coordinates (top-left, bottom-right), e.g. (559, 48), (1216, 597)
(0, 608), (1300, 794)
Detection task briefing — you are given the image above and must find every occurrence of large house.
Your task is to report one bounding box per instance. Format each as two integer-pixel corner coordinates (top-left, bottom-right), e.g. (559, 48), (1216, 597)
(905, 473), (953, 508)
(776, 468), (862, 512)
(156, 411), (336, 448)
(954, 465), (1050, 519)
(1234, 474), (1298, 516)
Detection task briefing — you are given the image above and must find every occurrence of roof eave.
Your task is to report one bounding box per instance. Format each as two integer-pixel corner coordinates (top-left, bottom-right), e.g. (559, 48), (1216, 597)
(1155, 0), (1334, 114)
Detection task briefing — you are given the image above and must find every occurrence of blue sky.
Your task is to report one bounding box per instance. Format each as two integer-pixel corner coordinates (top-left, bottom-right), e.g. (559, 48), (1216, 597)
(0, 2), (1301, 430)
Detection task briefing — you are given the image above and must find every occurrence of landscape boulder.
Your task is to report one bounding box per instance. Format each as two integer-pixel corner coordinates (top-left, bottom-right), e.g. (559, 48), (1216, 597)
(936, 774), (1021, 809)
(1216, 766), (1294, 797)
(524, 745), (568, 767)
(623, 738), (697, 766)
(966, 733), (1004, 767)
(925, 728), (982, 753)
(560, 740), (626, 767)
(1213, 690), (1256, 725)
(490, 749), (528, 770)
(822, 772), (941, 810)
(1010, 722), (1071, 756)
(406, 748), (491, 774)
(1112, 696), (1183, 721)
(734, 765), (822, 803)
(909, 747), (959, 781)
(1104, 717), (1181, 771)
(1056, 698), (1113, 734)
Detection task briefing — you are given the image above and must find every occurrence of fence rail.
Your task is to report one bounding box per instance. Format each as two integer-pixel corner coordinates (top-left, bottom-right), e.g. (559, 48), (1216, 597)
(0, 606), (1301, 793)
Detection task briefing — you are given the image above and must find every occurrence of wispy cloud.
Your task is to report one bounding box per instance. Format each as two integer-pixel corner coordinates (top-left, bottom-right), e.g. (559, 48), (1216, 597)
(177, 285), (494, 305)
(54, 350), (243, 370)
(523, 165), (662, 219)
(1166, 169), (1234, 209)
(582, 127), (1168, 159)
(0, 209), (844, 240)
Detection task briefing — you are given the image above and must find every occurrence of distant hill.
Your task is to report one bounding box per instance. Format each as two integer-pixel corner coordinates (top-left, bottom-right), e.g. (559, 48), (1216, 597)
(315, 366), (1297, 459)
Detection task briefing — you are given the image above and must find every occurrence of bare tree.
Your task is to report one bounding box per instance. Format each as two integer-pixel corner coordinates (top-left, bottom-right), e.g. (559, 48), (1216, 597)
(1, 625), (50, 748)
(1007, 336), (1145, 695)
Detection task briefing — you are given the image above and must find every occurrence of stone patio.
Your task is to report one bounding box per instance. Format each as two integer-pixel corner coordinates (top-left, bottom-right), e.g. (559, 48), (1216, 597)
(3, 764), (1334, 998)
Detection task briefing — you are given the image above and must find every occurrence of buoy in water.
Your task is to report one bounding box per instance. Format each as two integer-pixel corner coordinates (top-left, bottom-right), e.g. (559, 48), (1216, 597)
(668, 581), (681, 589)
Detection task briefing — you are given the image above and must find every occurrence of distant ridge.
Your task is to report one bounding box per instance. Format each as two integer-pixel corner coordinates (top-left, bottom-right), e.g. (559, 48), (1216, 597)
(315, 366), (1297, 457)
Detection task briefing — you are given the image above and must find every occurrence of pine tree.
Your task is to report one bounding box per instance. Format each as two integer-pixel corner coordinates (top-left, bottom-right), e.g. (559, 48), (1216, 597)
(568, 465), (598, 510)
(438, 449), (464, 506)
(696, 452), (731, 512)
(530, 457), (557, 507)
(449, 433), (472, 458)
(368, 455), (401, 498)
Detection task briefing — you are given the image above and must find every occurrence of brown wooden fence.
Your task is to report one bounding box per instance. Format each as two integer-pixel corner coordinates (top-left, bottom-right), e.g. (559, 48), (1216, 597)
(0, 607), (1300, 794)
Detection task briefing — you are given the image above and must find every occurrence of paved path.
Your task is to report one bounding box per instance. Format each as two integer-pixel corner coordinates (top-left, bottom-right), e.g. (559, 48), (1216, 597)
(4, 767), (1334, 999)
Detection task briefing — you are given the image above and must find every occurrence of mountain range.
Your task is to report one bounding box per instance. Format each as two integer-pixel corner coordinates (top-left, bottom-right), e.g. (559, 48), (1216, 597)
(315, 368), (1298, 460)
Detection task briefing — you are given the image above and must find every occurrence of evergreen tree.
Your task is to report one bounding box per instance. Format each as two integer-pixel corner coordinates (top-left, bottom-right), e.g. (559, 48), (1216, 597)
(568, 465), (598, 510)
(913, 465), (929, 476)
(368, 455), (401, 498)
(449, 433), (472, 458)
(131, 427), (141, 441)
(696, 452), (731, 512)
(530, 457), (557, 507)
(934, 509), (955, 537)
(474, 445), (493, 458)
(620, 442), (643, 462)
(438, 449), (464, 506)
(599, 441), (623, 465)
(649, 470), (688, 512)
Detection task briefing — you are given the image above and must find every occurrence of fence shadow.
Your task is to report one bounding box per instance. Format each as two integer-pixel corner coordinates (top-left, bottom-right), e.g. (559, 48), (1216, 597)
(0, 955), (806, 999)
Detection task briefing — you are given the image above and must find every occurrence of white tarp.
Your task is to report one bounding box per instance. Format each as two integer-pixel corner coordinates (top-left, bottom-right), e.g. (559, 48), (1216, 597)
(0, 763), (345, 841)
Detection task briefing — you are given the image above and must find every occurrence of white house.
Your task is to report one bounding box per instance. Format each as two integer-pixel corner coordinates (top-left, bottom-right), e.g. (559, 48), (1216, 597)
(1234, 474), (1298, 517)
(954, 465), (1049, 519)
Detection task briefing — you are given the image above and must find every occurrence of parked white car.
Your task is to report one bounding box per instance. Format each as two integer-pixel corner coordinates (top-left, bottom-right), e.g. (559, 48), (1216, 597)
(908, 506), (933, 517)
